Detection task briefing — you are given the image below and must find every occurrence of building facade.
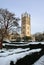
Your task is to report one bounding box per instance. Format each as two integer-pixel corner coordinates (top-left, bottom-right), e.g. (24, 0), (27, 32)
(21, 12), (31, 37)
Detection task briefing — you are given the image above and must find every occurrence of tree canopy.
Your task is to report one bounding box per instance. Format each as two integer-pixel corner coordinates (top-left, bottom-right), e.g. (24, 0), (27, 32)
(0, 8), (20, 42)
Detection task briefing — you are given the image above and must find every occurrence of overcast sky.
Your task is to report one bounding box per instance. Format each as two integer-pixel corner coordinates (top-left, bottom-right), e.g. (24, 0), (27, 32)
(0, 0), (44, 34)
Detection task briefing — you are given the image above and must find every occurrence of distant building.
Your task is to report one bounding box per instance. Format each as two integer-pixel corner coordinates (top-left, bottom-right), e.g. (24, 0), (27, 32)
(31, 35), (35, 41)
(0, 12), (32, 42)
(8, 33), (20, 42)
(21, 12), (31, 37)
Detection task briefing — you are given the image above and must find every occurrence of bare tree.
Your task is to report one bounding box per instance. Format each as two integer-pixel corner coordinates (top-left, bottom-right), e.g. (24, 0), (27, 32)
(0, 8), (20, 48)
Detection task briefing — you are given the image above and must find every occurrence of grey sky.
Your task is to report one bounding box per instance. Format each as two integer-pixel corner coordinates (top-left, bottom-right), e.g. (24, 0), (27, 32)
(0, 0), (44, 34)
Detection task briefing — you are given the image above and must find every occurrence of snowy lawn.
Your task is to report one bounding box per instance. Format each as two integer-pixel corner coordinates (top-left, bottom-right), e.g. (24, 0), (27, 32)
(0, 48), (41, 65)
(3, 42), (44, 47)
(33, 55), (44, 65)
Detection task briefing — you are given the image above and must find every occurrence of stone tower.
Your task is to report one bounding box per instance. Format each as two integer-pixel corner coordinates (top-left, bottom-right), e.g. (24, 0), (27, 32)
(21, 12), (31, 37)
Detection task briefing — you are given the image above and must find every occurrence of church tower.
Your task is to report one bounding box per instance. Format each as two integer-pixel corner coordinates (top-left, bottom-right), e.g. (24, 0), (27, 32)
(21, 12), (31, 37)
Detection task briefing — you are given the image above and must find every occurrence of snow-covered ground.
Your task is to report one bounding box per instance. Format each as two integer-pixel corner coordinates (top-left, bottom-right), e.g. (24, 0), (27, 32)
(3, 42), (44, 47)
(0, 42), (44, 65)
(33, 55), (44, 65)
(0, 48), (30, 57)
(0, 48), (41, 65)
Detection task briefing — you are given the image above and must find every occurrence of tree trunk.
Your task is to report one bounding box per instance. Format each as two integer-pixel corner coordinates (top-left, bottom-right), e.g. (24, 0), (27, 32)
(0, 38), (3, 49)
(0, 42), (2, 49)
